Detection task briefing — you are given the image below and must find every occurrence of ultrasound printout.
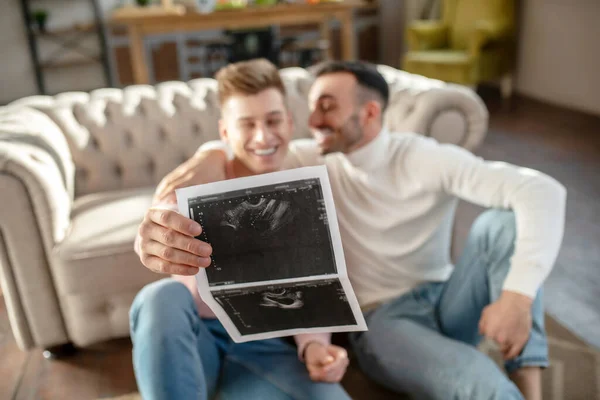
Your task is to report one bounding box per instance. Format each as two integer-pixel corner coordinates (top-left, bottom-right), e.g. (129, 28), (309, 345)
(176, 166), (367, 342)
(213, 279), (357, 336)
(188, 177), (336, 286)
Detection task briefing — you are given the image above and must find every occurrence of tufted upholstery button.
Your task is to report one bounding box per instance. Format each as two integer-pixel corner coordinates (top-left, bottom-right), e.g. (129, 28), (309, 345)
(78, 168), (88, 181)
(192, 123), (202, 136)
(147, 159), (155, 174)
(124, 130), (134, 147)
(89, 136), (99, 149)
(29, 153), (44, 163)
(138, 102), (147, 117)
(114, 163), (123, 177)
(158, 127), (168, 141)
(173, 93), (187, 111)
(99, 301), (112, 316)
(104, 107), (112, 120)
(72, 103), (85, 125)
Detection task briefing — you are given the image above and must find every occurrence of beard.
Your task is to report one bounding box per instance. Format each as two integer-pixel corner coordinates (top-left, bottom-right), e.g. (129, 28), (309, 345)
(316, 113), (364, 155)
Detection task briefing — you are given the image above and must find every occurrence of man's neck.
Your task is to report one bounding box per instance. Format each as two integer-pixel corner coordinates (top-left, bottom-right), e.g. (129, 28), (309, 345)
(345, 123), (382, 154)
(229, 158), (280, 179)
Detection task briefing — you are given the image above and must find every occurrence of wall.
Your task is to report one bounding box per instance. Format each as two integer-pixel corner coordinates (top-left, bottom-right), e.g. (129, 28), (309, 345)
(4, 0), (599, 115)
(0, 0), (120, 105)
(0, 0), (37, 104)
(1, 0), (381, 104)
(515, 0), (600, 116)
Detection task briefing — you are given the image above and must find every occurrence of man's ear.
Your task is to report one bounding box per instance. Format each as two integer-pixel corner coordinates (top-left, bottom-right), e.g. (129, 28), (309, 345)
(218, 119), (229, 143)
(362, 100), (382, 126)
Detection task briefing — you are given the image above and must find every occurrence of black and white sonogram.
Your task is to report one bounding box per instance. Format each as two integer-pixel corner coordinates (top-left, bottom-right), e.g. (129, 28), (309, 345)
(212, 279), (357, 335)
(188, 178), (337, 286)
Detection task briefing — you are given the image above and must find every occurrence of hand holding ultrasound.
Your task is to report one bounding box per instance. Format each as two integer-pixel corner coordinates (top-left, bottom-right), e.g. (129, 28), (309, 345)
(175, 166), (367, 342)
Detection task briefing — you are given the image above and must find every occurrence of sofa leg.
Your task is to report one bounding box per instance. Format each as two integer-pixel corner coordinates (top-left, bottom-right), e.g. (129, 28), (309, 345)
(500, 74), (514, 106)
(500, 74), (513, 99)
(42, 343), (77, 360)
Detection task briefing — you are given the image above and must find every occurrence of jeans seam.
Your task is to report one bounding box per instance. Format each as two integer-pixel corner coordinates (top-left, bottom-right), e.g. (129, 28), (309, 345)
(506, 356), (549, 365)
(224, 355), (301, 400)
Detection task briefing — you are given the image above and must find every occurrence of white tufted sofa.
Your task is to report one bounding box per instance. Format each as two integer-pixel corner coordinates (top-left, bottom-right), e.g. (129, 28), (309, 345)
(0, 65), (488, 352)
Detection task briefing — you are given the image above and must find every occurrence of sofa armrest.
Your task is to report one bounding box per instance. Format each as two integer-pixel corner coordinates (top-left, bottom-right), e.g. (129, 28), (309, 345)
(469, 20), (514, 56)
(0, 109), (75, 350)
(0, 106), (75, 199)
(377, 65), (488, 152)
(406, 20), (448, 51)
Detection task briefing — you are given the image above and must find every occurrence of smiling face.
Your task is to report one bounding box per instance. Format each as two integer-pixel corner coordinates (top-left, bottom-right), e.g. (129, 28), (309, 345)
(308, 72), (368, 155)
(219, 87), (293, 176)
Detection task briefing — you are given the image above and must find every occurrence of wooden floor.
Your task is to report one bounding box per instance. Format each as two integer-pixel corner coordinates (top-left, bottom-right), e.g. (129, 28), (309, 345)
(1, 92), (599, 399)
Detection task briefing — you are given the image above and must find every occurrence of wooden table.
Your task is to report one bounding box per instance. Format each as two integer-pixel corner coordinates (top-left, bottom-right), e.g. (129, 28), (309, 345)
(111, 1), (375, 84)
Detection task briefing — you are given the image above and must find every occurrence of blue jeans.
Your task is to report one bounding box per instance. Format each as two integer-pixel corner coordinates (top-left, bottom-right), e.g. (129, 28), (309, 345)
(130, 279), (350, 400)
(349, 210), (548, 400)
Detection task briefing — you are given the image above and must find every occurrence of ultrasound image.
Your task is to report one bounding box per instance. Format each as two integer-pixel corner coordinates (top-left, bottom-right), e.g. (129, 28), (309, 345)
(213, 279), (357, 335)
(188, 179), (337, 286)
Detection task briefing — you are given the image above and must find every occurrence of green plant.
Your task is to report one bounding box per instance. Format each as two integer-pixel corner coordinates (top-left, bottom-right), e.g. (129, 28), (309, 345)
(31, 9), (49, 32)
(136, 0), (152, 6)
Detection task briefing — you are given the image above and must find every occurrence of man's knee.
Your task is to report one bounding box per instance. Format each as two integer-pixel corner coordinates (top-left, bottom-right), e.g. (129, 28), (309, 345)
(415, 353), (523, 400)
(129, 279), (194, 337)
(451, 355), (524, 400)
(471, 209), (517, 261)
(351, 322), (524, 400)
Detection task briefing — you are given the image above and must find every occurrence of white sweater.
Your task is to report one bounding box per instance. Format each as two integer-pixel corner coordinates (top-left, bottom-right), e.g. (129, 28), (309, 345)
(276, 130), (567, 305)
(195, 130), (566, 349)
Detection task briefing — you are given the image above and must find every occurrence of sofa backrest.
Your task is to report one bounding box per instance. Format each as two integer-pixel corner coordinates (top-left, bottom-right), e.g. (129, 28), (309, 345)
(443, 0), (515, 50)
(6, 65), (484, 197)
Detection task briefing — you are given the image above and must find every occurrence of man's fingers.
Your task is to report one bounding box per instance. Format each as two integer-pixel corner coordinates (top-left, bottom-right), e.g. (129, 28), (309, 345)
(143, 239), (211, 268)
(157, 181), (182, 202)
(478, 318), (487, 336)
(322, 350), (348, 373)
(308, 366), (325, 382)
(141, 254), (200, 275)
(307, 345), (334, 367)
(148, 208), (203, 236)
(324, 359), (349, 376)
(139, 219), (208, 256)
(329, 367), (347, 383)
(155, 187), (177, 204)
(322, 361), (349, 383)
(504, 338), (526, 360)
(145, 224), (212, 258)
(494, 334), (507, 347)
(158, 171), (195, 200)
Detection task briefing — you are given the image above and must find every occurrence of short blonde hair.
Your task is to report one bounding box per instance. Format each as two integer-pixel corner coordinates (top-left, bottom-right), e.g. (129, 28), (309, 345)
(215, 58), (286, 107)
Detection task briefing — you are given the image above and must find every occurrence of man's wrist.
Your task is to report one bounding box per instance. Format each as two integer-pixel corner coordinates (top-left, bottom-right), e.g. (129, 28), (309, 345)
(301, 340), (324, 361)
(500, 290), (534, 308)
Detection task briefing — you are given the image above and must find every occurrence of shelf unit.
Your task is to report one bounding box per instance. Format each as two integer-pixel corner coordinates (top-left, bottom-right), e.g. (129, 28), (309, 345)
(18, 0), (113, 95)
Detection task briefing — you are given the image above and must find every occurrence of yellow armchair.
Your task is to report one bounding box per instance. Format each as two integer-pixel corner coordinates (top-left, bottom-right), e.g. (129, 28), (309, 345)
(403, 0), (516, 98)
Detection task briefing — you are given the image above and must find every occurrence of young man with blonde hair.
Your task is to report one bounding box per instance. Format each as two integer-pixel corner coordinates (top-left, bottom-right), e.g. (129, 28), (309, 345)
(131, 59), (351, 400)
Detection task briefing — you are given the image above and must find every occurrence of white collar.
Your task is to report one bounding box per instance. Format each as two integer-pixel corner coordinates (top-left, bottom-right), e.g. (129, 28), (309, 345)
(342, 129), (390, 171)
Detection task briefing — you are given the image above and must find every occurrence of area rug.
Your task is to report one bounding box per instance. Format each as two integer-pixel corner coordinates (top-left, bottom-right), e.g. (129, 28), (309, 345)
(100, 316), (599, 400)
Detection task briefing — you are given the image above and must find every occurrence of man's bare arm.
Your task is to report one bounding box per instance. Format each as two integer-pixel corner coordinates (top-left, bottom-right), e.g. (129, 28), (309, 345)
(154, 148), (228, 203)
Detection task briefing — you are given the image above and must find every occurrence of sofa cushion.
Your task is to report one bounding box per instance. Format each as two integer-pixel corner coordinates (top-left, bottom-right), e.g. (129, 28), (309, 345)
(50, 188), (161, 345)
(57, 187), (154, 260)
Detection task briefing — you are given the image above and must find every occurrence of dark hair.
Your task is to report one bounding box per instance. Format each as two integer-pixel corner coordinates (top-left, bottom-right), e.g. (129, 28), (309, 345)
(309, 60), (389, 111)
